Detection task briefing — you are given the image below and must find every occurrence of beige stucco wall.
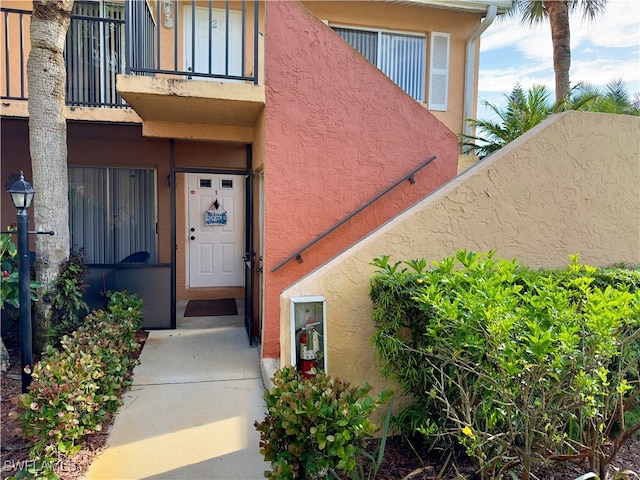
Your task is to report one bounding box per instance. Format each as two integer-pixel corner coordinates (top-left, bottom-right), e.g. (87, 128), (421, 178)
(279, 111), (640, 392)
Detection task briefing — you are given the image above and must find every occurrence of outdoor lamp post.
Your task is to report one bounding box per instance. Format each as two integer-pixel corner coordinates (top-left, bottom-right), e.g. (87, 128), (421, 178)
(7, 171), (35, 392)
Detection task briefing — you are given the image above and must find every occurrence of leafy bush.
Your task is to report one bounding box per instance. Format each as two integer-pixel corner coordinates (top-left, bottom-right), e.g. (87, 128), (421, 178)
(255, 366), (392, 479)
(44, 253), (89, 344)
(9, 291), (144, 476)
(370, 250), (640, 479)
(1, 229), (40, 311)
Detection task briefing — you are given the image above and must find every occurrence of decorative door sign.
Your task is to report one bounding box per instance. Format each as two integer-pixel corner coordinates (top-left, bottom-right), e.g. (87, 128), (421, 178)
(205, 197), (227, 226)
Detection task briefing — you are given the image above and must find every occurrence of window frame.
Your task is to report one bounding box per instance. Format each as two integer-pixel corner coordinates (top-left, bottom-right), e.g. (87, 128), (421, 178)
(68, 166), (159, 265)
(331, 23), (427, 103)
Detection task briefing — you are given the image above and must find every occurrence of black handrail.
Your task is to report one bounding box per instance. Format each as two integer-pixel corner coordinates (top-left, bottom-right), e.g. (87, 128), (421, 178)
(271, 155), (437, 273)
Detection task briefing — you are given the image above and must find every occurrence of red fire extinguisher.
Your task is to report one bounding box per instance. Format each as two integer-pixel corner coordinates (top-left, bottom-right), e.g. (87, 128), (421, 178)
(298, 320), (318, 379)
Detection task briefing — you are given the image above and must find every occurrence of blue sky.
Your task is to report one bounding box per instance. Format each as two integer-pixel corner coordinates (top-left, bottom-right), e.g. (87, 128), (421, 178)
(477, 0), (640, 118)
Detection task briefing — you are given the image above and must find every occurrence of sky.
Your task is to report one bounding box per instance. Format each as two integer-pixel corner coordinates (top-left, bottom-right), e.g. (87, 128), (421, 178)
(477, 0), (640, 119)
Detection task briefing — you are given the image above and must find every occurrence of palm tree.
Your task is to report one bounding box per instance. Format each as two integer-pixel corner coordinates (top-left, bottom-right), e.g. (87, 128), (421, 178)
(508, 0), (608, 103)
(27, 0), (74, 351)
(571, 78), (640, 115)
(461, 79), (639, 156)
(460, 84), (554, 157)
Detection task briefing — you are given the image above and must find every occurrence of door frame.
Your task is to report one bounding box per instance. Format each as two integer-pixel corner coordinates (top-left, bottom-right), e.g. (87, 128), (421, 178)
(169, 141), (256, 343)
(186, 172), (245, 288)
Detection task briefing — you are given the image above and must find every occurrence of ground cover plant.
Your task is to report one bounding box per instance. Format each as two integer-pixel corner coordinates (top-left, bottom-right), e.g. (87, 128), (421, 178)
(7, 291), (143, 480)
(370, 250), (640, 479)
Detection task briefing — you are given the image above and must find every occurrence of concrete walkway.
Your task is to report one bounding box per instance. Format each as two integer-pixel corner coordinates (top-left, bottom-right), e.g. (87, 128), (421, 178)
(84, 300), (269, 480)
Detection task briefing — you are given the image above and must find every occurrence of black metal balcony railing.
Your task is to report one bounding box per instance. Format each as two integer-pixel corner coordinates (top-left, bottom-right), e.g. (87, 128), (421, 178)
(65, 5), (127, 108)
(1, 0), (259, 108)
(127, 0), (259, 84)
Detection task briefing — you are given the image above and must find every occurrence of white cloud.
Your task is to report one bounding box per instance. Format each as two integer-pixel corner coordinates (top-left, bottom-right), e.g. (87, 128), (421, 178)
(478, 63), (554, 93)
(573, 0), (640, 49)
(572, 56), (640, 93)
(478, 0), (640, 97)
(481, 17), (552, 62)
(481, 1), (639, 60)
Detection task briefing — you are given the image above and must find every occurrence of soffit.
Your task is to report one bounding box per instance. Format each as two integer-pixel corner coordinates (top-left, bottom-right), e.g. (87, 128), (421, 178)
(116, 75), (265, 128)
(380, 0), (512, 14)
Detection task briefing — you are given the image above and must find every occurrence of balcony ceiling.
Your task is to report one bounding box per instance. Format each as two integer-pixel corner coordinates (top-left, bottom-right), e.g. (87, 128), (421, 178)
(116, 75), (265, 141)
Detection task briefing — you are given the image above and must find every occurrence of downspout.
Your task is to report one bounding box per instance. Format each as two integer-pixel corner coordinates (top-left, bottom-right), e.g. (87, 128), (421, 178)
(462, 5), (498, 147)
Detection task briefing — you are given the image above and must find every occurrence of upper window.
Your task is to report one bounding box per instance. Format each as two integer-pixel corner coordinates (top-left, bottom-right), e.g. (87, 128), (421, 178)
(68, 167), (157, 264)
(333, 26), (426, 103)
(332, 26), (450, 111)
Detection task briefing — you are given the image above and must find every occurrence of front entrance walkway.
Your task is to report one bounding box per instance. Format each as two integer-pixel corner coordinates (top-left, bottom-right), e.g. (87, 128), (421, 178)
(84, 299), (269, 479)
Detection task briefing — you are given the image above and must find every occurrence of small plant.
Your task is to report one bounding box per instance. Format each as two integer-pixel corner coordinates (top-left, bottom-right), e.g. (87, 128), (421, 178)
(575, 467), (640, 480)
(44, 253), (89, 344)
(255, 366), (392, 479)
(1, 229), (40, 311)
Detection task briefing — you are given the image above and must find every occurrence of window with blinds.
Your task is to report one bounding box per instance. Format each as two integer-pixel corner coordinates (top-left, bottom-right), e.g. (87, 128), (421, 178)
(333, 26), (427, 103)
(332, 26), (450, 110)
(68, 167), (157, 264)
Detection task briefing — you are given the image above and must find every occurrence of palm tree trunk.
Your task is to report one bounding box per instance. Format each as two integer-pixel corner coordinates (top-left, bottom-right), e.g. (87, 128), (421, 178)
(27, 0), (74, 352)
(543, 0), (571, 103)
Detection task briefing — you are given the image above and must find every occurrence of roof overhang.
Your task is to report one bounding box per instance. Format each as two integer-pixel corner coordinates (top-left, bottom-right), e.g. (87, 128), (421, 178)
(382, 0), (512, 14)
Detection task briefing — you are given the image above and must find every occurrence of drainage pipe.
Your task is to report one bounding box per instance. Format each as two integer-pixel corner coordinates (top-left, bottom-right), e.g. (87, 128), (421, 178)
(462, 5), (498, 144)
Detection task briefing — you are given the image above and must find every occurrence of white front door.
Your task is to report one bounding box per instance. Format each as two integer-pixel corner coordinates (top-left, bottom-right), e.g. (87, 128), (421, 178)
(183, 6), (243, 78)
(188, 174), (244, 288)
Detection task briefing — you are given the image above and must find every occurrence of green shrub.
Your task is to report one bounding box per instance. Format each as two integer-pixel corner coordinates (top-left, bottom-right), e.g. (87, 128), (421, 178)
(1, 229), (40, 311)
(45, 253), (89, 344)
(255, 366), (392, 479)
(370, 250), (640, 479)
(9, 291), (144, 476)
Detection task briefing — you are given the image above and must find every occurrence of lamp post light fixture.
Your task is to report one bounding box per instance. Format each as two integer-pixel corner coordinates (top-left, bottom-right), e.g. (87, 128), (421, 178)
(7, 171), (35, 392)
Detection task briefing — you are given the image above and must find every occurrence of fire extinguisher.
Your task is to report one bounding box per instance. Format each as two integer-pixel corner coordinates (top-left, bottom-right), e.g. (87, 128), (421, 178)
(298, 318), (319, 378)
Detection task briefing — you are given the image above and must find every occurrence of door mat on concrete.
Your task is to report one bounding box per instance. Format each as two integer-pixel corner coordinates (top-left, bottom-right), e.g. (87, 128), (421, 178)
(184, 299), (238, 317)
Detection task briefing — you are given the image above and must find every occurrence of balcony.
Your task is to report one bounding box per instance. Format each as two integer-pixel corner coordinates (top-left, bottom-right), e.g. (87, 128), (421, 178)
(1, 0), (264, 140)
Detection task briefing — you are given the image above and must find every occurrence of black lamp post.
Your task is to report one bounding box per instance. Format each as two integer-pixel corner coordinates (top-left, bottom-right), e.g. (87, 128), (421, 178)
(7, 171), (35, 392)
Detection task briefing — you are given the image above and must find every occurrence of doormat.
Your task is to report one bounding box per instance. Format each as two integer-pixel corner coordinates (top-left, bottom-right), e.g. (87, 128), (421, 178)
(184, 299), (238, 317)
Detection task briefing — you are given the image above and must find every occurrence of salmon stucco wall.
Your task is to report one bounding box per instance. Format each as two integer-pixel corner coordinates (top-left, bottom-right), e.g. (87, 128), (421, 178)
(262, 0), (459, 358)
(301, 0), (485, 134)
(281, 111), (640, 390)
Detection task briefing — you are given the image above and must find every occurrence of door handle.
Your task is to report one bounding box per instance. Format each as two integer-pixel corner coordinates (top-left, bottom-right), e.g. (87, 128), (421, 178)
(190, 236), (195, 240)
(190, 227), (195, 232)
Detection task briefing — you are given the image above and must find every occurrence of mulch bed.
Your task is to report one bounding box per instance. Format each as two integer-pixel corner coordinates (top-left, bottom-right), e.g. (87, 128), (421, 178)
(356, 435), (640, 480)
(2, 330), (639, 480)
